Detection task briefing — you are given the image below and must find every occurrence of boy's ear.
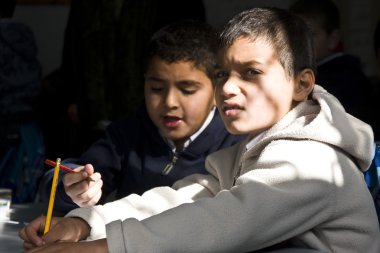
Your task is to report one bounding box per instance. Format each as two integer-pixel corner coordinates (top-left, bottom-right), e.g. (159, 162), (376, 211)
(293, 69), (315, 102)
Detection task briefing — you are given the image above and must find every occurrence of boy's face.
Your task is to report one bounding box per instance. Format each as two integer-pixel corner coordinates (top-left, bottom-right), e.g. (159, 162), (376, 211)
(144, 57), (215, 150)
(215, 37), (297, 137)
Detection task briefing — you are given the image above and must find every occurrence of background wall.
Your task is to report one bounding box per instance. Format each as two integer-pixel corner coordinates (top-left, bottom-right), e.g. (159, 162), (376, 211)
(13, 0), (380, 79)
(13, 4), (70, 77)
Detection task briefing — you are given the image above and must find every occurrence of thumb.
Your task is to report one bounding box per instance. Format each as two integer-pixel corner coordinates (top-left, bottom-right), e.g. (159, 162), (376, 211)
(83, 164), (95, 176)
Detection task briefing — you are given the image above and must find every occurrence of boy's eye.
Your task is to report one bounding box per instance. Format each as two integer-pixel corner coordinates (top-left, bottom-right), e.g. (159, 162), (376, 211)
(149, 85), (164, 92)
(181, 89), (196, 95)
(151, 87), (162, 92)
(145, 77), (164, 92)
(179, 85), (197, 95)
(214, 70), (228, 87)
(245, 68), (260, 78)
(215, 70), (228, 79)
(178, 81), (199, 95)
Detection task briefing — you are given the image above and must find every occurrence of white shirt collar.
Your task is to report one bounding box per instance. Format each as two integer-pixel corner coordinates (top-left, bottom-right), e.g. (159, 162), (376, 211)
(245, 131), (267, 151)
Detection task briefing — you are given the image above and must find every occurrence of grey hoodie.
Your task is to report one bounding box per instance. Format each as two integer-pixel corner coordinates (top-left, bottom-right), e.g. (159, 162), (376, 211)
(68, 85), (380, 253)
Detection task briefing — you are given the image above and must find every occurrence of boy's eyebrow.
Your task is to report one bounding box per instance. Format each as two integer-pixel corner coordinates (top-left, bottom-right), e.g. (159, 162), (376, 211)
(217, 59), (265, 69)
(145, 76), (202, 87)
(176, 80), (203, 88)
(144, 76), (163, 82)
(235, 59), (265, 66)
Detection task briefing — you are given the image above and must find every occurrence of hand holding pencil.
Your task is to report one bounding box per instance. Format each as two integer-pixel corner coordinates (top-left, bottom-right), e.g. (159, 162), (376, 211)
(19, 159), (99, 250)
(61, 163), (103, 207)
(19, 214), (92, 250)
(44, 159), (103, 207)
(45, 159), (96, 181)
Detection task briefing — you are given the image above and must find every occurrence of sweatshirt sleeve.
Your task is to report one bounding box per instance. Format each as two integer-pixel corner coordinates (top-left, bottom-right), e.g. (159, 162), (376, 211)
(65, 174), (217, 240)
(103, 141), (339, 253)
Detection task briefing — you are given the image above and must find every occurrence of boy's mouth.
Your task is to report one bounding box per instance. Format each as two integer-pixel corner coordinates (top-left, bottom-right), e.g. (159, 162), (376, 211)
(222, 103), (243, 116)
(163, 116), (182, 128)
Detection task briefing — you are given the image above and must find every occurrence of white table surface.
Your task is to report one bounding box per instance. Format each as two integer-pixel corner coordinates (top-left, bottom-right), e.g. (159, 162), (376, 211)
(0, 203), (45, 252)
(0, 220), (25, 252)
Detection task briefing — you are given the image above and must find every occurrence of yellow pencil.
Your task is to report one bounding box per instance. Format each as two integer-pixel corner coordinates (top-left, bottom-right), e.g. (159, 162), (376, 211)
(44, 158), (61, 234)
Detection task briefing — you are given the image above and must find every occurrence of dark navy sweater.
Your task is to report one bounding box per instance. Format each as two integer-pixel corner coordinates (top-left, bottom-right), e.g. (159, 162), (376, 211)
(40, 104), (245, 214)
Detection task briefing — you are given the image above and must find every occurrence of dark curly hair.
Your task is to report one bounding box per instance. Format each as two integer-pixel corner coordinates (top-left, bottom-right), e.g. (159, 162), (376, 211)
(144, 19), (218, 83)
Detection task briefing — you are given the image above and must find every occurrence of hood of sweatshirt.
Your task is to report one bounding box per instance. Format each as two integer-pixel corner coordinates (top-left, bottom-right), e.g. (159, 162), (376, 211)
(255, 85), (374, 172)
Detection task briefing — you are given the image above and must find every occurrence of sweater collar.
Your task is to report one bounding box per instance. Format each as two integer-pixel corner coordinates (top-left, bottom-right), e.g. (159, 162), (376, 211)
(245, 131), (267, 151)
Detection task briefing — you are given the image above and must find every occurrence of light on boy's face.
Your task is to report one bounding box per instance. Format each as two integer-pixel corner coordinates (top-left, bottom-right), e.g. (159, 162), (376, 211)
(215, 37), (295, 137)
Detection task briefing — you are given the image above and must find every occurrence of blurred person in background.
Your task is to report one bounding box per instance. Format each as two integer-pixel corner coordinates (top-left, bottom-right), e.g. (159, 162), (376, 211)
(290, 0), (378, 139)
(0, 0), (44, 203)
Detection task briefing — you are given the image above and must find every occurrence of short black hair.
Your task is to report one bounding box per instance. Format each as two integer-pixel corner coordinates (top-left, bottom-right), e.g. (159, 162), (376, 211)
(289, 0), (340, 34)
(219, 7), (316, 78)
(144, 19), (218, 82)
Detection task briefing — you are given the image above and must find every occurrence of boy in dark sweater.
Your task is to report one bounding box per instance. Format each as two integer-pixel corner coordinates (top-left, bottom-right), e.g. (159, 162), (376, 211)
(39, 19), (245, 214)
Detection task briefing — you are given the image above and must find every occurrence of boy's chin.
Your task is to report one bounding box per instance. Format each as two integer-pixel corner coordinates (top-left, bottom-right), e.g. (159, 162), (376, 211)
(225, 125), (245, 135)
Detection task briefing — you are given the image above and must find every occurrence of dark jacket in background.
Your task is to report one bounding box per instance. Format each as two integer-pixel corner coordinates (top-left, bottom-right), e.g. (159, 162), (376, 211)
(316, 53), (379, 139)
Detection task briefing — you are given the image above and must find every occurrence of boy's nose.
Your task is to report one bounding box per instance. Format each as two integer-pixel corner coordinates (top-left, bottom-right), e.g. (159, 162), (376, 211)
(222, 78), (240, 96)
(164, 89), (179, 108)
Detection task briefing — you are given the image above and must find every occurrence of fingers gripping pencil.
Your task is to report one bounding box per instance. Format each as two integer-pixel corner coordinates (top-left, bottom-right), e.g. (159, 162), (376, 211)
(45, 159), (75, 173)
(44, 159), (95, 181)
